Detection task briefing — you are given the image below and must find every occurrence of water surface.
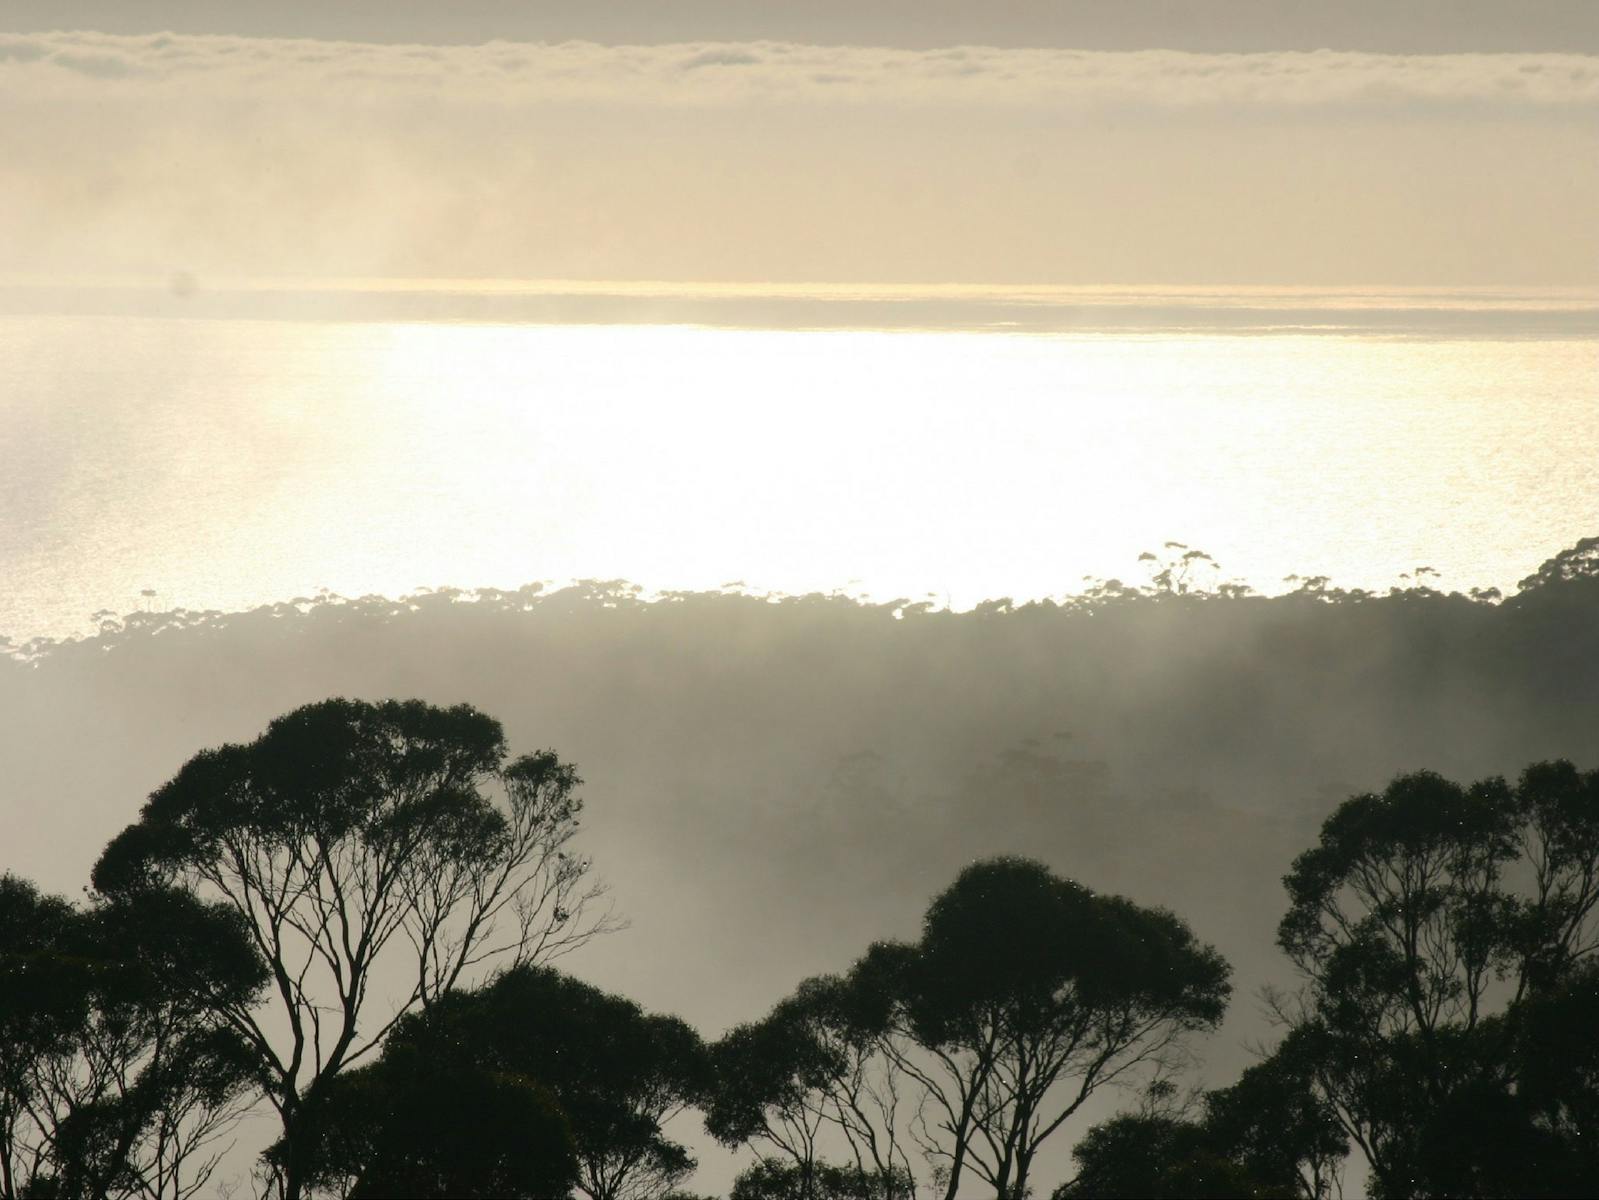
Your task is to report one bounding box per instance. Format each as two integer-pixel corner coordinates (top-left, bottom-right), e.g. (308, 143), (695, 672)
(3, 295), (1596, 641)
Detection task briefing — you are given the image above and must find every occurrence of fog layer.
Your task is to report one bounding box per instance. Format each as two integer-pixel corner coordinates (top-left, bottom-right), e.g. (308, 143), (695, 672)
(8, 553), (1599, 1039)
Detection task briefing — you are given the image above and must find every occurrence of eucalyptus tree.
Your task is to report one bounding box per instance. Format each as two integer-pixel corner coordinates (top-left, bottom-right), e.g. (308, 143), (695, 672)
(90, 698), (613, 1200)
(0, 875), (265, 1200)
(1199, 1045), (1347, 1200)
(302, 963), (708, 1200)
(1052, 1112), (1279, 1200)
(441, 965), (709, 1200)
(728, 1158), (914, 1200)
(1049, 1042), (1345, 1200)
(278, 1037), (577, 1200)
(852, 857), (1231, 1200)
(1511, 959), (1599, 1189)
(0, 875), (79, 1198)
(1274, 760), (1599, 1196)
(706, 974), (914, 1199)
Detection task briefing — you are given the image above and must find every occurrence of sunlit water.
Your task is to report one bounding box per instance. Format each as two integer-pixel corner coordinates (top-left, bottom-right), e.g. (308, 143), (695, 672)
(3, 312), (1597, 642)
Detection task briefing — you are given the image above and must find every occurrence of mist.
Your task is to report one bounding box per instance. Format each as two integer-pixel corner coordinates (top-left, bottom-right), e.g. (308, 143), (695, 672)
(7, 548), (1599, 1191)
(7, 551), (1596, 1024)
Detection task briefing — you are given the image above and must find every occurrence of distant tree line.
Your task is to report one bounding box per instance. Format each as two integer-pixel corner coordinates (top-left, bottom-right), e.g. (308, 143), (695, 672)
(3, 699), (1596, 1198)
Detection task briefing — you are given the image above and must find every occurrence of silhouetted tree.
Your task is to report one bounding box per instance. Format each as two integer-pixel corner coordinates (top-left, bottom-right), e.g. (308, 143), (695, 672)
(1200, 1043), (1346, 1199)
(707, 975), (912, 1198)
(1516, 534), (1599, 592)
(1511, 959), (1599, 1191)
(852, 857), (1230, 1200)
(344, 964), (708, 1200)
(728, 1158), (914, 1200)
(1054, 1111), (1292, 1199)
(1138, 543), (1223, 597)
(707, 997), (832, 1191)
(1275, 761), (1599, 1197)
(90, 699), (612, 1200)
(1051, 1039), (1345, 1200)
(280, 1039), (577, 1199)
(0, 876), (84, 1198)
(0, 876), (265, 1200)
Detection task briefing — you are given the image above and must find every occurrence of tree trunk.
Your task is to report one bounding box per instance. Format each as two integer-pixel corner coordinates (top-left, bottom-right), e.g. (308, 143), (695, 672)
(278, 1098), (315, 1200)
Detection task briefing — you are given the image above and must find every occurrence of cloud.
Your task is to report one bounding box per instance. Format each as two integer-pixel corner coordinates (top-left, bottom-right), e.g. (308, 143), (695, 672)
(47, 49), (144, 78)
(2, 29), (1596, 286)
(2, 30), (1598, 110)
(678, 47), (764, 71)
(0, 36), (46, 62)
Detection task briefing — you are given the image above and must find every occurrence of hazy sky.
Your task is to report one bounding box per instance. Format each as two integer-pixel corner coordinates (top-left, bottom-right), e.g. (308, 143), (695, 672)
(3, 6), (1597, 285)
(15, 1), (1599, 53)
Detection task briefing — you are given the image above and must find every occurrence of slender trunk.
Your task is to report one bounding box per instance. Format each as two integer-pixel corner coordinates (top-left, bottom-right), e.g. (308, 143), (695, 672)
(281, 1142), (305, 1200)
(938, 1069), (988, 1200)
(278, 1095), (313, 1200)
(940, 1116), (971, 1200)
(992, 1120), (1019, 1200)
(1014, 1144), (1035, 1200)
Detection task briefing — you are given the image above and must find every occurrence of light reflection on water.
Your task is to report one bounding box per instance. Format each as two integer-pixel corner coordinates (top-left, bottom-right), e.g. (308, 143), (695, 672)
(2, 314), (1596, 641)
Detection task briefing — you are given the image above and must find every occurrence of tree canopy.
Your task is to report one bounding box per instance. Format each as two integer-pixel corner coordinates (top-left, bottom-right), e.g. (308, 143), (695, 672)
(278, 1035), (577, 1200)
(89, 698), (611, 1200)
(0, 876), (266, 1200)
(876, 858), (1230, 1200)
(1273, 761), (1599, 1197)
(254, 954), (714, 1199)
(439, 965), (710, 1200)
(706, 973), (913, 1200)
(709, 857), (1231, 1200)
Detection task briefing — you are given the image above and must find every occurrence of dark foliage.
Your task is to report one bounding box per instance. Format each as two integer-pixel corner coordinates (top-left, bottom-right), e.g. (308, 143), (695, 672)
(706, 858), (1229, 1200)
(1275, 760), (1599, 1197)
(339, 964), (710, 1200)
(282, 1043), (576, 1200)
(1055, 1039), (1346, 1200)
(707, 974), (913, 1199)
(729, 1158), (915, 1200)
(1053, 1113), (1290, 1199)
(89, 698), (609, 1200)
(0, 877), (266, 1200)
(1200, 1044), (1346, 1199)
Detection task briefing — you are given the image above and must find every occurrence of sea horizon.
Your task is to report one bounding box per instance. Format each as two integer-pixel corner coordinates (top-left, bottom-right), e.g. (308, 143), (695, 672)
(6, 275), (1599, 337)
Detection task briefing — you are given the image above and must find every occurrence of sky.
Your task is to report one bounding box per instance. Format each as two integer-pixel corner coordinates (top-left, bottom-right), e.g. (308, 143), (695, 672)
(2, 4), (1596, 286)
(13, 1), (1599, 53)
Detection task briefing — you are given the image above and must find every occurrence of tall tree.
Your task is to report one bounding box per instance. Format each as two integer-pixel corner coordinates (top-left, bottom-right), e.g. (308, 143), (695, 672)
(281, 1037), (577, 1200)
(1275, 761), (1599, 1196)
(468, 965), (707, 1200)
(727, 1158), (914, 1200)
(707, 975), (913, 1199)
(0, 875), (87, 1199)
(1199, 1044), (1347, 1200)
(1052, 1111), (1287, 1200)
(854, 857), (1230, 1200)
(316, 964), (707, 1200)
(90, 698), (612, 1200)
(1510, 959), (1599, 1190)
(1052, 1045), (1345, 1200)
(0, 876), (266, 1200)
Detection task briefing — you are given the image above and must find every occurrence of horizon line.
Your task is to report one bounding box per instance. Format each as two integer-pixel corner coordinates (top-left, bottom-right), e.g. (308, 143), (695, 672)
(8, 274), (1599, 308)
